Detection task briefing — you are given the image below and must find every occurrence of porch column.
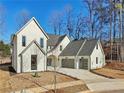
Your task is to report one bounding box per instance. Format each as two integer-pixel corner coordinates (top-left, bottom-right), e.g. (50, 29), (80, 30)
(75, 57), (79, 69)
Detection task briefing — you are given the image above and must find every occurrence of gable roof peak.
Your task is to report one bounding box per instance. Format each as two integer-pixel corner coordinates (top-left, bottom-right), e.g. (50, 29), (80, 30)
(14, 17), (49, 39)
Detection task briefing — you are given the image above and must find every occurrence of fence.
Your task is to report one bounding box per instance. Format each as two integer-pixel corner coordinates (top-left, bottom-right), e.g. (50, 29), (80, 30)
(0, 57), (11, 65)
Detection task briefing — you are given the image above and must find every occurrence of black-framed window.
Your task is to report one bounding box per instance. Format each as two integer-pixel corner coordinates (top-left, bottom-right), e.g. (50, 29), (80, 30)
(22, 36), (26, 46)
(96, 57), (98, 64)
(40, 38), (44, 48)
(96, 44), (98, 49)
(60, 45), (62, 51)
(31, 55), (37, 70)
(50, 46), (51, 49)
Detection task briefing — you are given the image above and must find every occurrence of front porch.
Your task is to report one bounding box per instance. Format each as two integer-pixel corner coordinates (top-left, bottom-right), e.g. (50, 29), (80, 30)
(47, 55), (59, 67)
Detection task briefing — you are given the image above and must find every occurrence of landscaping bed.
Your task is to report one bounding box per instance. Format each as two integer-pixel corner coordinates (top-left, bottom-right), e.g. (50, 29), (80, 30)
(92, 68), (124, 79)
(0, 66), (87, 93)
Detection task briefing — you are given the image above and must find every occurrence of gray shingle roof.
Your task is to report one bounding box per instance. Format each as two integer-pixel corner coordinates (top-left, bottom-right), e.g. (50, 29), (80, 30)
(59, 40), (85, 56)
(59, 39), (98, 56)
(78, 39), (98, 56)
(47, 34), (66, 46)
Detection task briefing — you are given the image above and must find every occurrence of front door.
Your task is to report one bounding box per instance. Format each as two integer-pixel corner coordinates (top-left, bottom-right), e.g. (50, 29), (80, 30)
(31, 55), (37, 70)
(47, 58), (52, 66)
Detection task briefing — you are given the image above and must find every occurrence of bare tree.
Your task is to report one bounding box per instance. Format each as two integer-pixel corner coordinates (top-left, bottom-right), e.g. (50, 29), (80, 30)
(49, 11), (64, 35)
(15, 9), (31, 30)
(64, 5), (75, 38)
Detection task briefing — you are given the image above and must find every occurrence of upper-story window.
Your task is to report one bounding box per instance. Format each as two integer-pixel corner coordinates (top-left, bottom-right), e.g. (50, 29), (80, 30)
(22, 36), (26, 46)
(50, 46), (52, 49)
(40, 38), (44, 48)
(60, 45), (62, 51)
(96, 44), (98, 49)
(96, 57), (98, 64)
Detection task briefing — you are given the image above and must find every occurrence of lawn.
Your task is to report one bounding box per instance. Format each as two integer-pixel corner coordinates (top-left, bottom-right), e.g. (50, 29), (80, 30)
(92, 68), (124, 79)
(0, 65), (89, 93)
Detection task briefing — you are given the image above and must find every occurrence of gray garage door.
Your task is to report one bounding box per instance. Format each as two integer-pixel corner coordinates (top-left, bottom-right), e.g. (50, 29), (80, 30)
(61, 59), (75, 68)
(79, 58), (88, 69)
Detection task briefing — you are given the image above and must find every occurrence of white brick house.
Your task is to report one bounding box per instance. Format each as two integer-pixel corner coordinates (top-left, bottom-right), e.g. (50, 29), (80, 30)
(11, 17), (49, 73)
(11, 17), (105, 73)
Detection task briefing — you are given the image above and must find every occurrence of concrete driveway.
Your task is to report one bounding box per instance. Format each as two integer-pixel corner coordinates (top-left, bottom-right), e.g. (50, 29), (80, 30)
(48, 67), (124, 92)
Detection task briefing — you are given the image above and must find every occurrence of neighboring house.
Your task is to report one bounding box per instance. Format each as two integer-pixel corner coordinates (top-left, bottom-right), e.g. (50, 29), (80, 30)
(12, 17), (105, 73)
(47, 34), (70, 67)
(11, 17), (49, 73)
(59, 39), (105, 70)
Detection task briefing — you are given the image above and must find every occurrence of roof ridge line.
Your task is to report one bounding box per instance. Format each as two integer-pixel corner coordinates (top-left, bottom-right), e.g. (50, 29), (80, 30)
(76, 39), (87, 57)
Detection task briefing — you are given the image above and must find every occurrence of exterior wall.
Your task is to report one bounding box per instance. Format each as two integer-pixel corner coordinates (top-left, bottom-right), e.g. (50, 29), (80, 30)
(12, 36), (17, 71)
(90, 42), (105, 69)
(21, 43), (46, 72)
(47, 46), (54, 52)
(48, 36), (70, 57)
(15, 19), (47, 73)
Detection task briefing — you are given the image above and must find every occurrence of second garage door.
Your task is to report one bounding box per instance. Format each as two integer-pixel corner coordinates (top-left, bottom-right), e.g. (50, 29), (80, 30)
(79, 58), (88, 69)
(61, 59), (75, 68)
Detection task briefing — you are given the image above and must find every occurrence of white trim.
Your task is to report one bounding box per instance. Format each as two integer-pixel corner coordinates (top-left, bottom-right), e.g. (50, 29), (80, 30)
(98, 40), (105, 56)
(76, 40), (86, 57)
(15, 17), (49, 39)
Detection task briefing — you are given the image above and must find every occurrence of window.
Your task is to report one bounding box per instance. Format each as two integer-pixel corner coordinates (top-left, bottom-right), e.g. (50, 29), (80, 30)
(31, 55), (37, 70)
(40, 38), (44, 48)
(60, 45), (62, 51)
(22, 36), (26, 46)
(96, 57), (98, 64)
(96, 44), (98, 49)
(50, 46), (52, 49)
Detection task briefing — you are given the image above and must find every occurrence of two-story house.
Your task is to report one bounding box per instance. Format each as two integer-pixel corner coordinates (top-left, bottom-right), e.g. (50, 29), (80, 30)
(11, 17), (49, 73)
(12, 17), (105, 73)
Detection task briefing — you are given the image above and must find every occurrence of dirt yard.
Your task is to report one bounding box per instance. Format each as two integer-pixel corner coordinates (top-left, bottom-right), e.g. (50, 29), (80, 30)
(105, 61), (124, 71)
(92, 68), (124, 79)
(42, 85), (89, 93)
(0, 65), (88, 93)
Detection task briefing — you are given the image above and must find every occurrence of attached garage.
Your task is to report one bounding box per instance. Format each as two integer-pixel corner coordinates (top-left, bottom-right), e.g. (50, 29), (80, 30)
(59, 39), (105, 70)
(61, 59), (75, 68)
(79, 58), (88, 69)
